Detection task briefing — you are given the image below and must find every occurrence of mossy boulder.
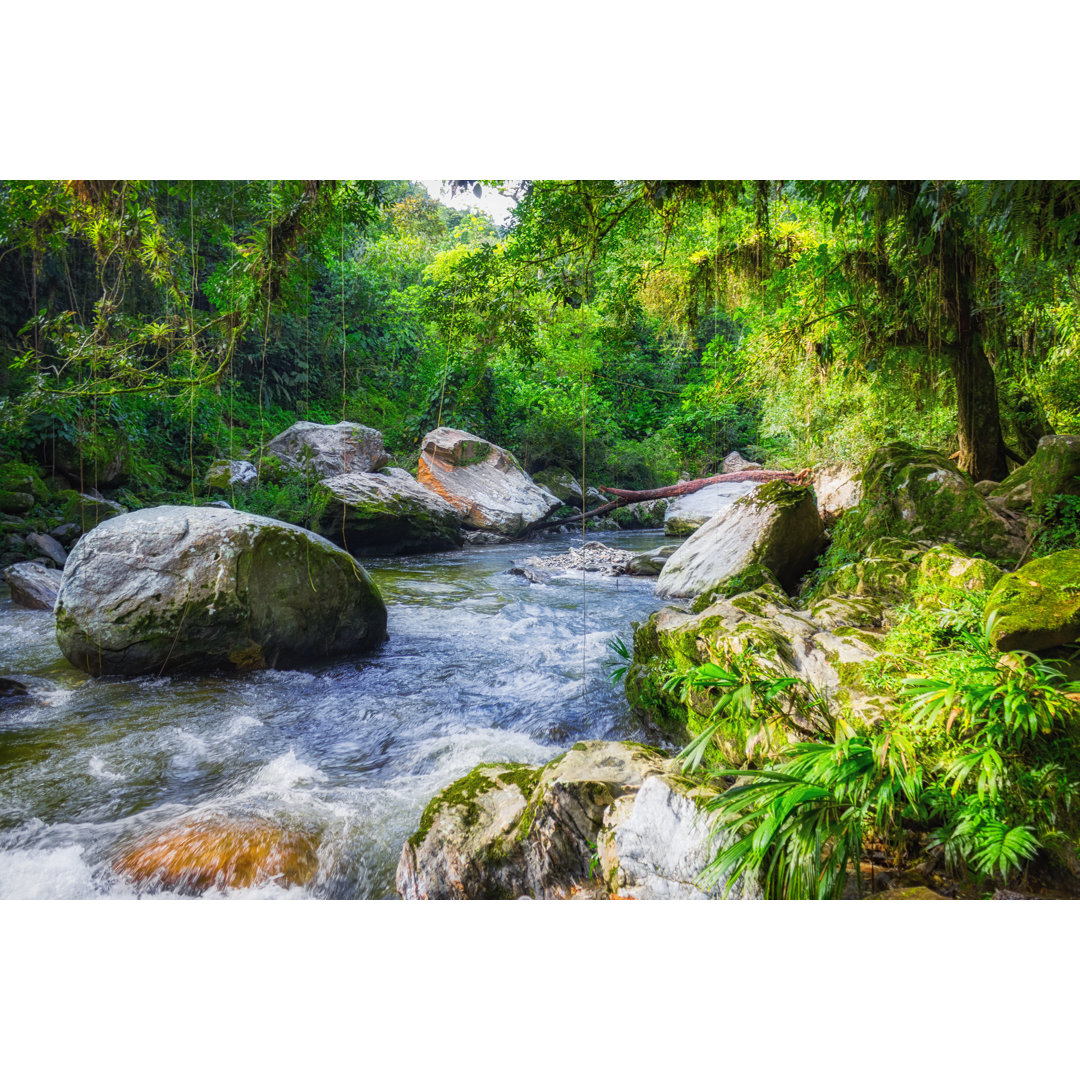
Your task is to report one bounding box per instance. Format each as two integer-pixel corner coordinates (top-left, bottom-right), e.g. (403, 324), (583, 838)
(0, 490), (34, 515)
(690, 564), (785, 613)
(657, 481), (825, 598)
(611, 498), (669, 529)
(834, 442), (1027, 565)
(916, 544), (1003, 608)
(984, 549), (1080, 653)
(531, 468), (599, 509)
(263, 421), (389, 478)
(992, 434), (1080, 514)
(38, 428), (131, 488)
(809, 594), (885, 630)
(55, 505), (387, 676)
(205, 459), (257, 491)
(397, 742), (668, 900)
(317, 468), (464, 556)
(58, 491), (125, 533)
(856, 557), (919, 602)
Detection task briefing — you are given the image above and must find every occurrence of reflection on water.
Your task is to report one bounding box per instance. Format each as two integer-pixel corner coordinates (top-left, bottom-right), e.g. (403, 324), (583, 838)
(0, 531), (670, 898)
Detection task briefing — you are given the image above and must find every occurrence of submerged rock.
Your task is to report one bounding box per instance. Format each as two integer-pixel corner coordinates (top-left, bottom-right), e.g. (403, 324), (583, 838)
(264, 421), (389, 478)
(318, 469), (464, 555)
(663, 481), (759, 537)
(396, 741), (748, 900)
(55, 505), (387, 676)
(416, 427), (562, 537)
(984, 549), (1080, 653)
(657, 480), (825, 598)
(112, 815), (319, 893)
(3, 561), (62, 610)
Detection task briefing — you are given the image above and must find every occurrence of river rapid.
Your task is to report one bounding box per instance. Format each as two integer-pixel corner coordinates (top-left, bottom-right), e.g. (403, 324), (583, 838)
(0, 531), (670, 899)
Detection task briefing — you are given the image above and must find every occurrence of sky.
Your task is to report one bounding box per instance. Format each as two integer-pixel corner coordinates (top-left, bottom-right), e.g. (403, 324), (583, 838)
(421, 179), (520, 229)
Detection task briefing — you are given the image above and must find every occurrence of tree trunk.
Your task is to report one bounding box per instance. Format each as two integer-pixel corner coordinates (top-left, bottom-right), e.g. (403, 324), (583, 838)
(943, 241), (1009, 482)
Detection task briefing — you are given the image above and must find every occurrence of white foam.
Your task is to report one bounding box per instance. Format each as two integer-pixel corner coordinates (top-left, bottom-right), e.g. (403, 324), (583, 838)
(88, 755), (123, 782)
(249, 749), (327, 793)
(0, 845), (98, 899)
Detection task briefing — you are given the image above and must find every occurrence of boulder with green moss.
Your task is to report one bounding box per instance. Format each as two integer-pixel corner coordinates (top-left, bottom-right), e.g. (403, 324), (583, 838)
(532, 468), (603, 509)
(263, 421), (389, 479)
(833, 442), (1027, 565)
(396, 741), (753, 900)
(205, 459), (258, 491)
(55, 505), (387, 676)
(984, 549), (1080, 653)
(991, 435), (1080, 514)
(916, 544), (1003, 607)
(317, 468), (464, 555)
(58, 491), (125, 533)
(657, 481), (824, 599)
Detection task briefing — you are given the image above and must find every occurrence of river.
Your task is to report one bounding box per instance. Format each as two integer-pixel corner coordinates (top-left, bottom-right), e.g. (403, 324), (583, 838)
(0, 531), (670, 899)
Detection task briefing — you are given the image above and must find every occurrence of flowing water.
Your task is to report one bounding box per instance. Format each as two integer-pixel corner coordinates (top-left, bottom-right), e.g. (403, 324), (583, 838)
(0, 531), (671, 899)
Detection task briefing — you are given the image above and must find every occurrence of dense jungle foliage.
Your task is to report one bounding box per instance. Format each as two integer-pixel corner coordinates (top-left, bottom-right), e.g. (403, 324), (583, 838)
(4, 178), (1080, 899)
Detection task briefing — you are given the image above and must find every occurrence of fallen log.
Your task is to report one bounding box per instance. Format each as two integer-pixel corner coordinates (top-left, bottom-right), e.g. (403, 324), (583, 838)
(598, 469), (807, 503)
(521, 468), (811, 537)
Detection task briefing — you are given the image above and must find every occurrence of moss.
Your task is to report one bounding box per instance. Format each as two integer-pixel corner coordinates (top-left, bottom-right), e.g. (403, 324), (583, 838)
(0, 461), (51, 503)
(690, 564), (784, 613)
(409, 762), (538, 848)
(856, 556), (918, 602)
(916, 544), (1003, 608)
(985, 549), (1080, 653)
(751, 479), (813, 512)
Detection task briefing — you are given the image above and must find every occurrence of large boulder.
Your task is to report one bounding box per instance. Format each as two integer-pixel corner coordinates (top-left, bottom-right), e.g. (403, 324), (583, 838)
(3, 562), (62, 610)
(984, 549), (1080, 653)
(317, 468), (464, 555)
(263, 421), (389, 478)
(664, 480), (760, 537)
(396, 741), (750, 900)
(531, 468), (603, 509)
(112, 815), (319, 893)
(416, 427), (561, 538)
(55, 505), (387, 676)
(837, 442), (1026, 564)
(656, 481), (825, 598)
(992, 434), (1080, 514)
(723, 450), (762, 473)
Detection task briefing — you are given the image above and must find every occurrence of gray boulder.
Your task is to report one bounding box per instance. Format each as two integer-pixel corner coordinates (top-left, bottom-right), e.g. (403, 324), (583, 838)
(723, 450), (763, 473)
(317, 469), (464, 555)
(3, 562), (63, 610)
(26, 531), (67, 568)
(812, 462), (862, 524)
(264, 421), (389, 478)
(664, 480), (760, 537)
(416, 427), (561, 537)
(657, 481), (825, 598)
(55, 505), (387, 676)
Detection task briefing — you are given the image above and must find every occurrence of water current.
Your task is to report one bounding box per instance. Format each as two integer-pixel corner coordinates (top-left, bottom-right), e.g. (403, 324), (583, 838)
(0, 531), (671, 899)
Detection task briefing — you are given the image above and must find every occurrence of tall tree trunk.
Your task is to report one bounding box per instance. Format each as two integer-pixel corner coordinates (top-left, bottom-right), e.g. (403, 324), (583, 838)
(942, 241), (1009, 482)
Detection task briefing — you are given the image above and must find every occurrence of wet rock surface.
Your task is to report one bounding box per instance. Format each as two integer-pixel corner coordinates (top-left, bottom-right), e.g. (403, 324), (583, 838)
(2, 562), (62, 610)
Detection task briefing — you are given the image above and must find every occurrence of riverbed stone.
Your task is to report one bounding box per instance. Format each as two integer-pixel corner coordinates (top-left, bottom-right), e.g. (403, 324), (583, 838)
(26, 531), (67, 568)
(55, 505), (387, 676)
(112, 815), (319, 893)
(3, 562), (62, 610)
(417, 427), (562, 537)
(663, 481), (760, 537)
(317, 469), (464, 555)
(656, 481), (825, 598)
(264, 421), (389, 478)
(984, 549), (1080, 653)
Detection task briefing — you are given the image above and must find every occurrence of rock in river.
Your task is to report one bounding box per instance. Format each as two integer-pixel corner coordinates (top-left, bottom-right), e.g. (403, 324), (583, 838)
(3, 561), (62, 610)
(55, 505), (387, 676)
(664, 480), (760, 537)
(264, 420), (389, 478)
(416, 427), (561, 537)
(318, 468), (464, 555)
(657, 480), (825, 598)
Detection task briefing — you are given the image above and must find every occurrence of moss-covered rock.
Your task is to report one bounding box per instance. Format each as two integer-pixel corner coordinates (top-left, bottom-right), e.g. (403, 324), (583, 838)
(984, 549), (1080, 652)
(916, 544), (1003, 608)
(832, 442), (1027, 565)
(0, 490), (34, 514)
(992, 434), (1080, 514)
(689, 564), (785, 613)
(55, 505), (387, 676)
(263, 420), (389, 478)
(809, 594), (885, 630)
(856, 556), (919, 602)
(205, 459), (257, 491)
(663, 481), (760, 537)
(317, 468), (464, 556)
(58, 491), (125, 533)
(657, 481), (824, 598)
(396, 742), (669, 900)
